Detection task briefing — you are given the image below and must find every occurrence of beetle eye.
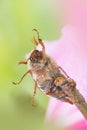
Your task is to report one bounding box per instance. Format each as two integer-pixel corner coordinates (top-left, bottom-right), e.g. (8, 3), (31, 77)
(30, 57), (33, 61)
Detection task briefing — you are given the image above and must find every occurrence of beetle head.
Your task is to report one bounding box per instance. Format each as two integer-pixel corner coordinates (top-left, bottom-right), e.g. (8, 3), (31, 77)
(29, 49), (43, 63)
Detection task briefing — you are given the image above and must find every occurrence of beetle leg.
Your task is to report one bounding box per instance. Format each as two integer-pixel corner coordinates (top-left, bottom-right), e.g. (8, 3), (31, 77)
(12, 66), (39, 85)
(59, 66), (70, 78)
(61, 97), (73, 104)
(32, 36), (39, 46)
(12, 70), (31, 85)
(31, 81), (37, 107)
(38, 38), (45, 60)
(33, 29), (45, 60)
(18, 61), (27, 65)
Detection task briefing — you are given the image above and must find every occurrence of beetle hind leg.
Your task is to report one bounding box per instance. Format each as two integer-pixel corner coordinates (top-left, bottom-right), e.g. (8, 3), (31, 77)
(61, 96), (73, 104)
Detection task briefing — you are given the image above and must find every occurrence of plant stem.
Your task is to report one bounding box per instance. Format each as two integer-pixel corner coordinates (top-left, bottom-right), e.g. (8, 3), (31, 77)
(61, 85), (87, 119)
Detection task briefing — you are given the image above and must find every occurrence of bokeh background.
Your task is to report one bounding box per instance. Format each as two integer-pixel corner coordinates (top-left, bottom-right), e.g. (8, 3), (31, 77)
(0, 0), (64, 130)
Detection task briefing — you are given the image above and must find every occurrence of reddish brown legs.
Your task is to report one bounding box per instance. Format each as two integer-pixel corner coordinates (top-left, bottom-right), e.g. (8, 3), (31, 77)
(31, 81), (37, 107)
(59, 66), (70, 78)
(62, 98), (73, 104)
(13, 66), (39, 106)
(12, 66), (39, 85)
(18, 61), (27, 65)
(12, 65), (38, 85)
(12, 70), (30, 85)
(33, 29), (45, 60)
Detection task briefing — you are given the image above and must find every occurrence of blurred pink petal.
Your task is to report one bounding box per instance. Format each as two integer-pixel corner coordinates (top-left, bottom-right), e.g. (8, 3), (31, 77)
(43, 25), (87, 129)
(67, 120), (87, 130)
(37, 1), (87, 129)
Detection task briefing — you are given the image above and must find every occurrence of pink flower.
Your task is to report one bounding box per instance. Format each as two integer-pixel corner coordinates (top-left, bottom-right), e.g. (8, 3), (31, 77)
(44, 25), (87, 129)
(37, 1), (87, 129)
(43, 1), (87, 129)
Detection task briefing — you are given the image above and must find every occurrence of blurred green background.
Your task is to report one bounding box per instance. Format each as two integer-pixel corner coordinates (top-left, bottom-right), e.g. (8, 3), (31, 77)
(0, 0), (63, 130)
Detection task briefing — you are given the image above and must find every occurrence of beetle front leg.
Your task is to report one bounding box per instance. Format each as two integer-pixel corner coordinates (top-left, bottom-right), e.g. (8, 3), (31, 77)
(12, 70), (31, 85)
(33, 29), (45, 60)
(12, 66), (40, 85)
(18, 61), (27, 65)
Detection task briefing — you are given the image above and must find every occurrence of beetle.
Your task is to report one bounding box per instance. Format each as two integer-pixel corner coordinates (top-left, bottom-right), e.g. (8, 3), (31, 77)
(13, 29), (76, 106)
